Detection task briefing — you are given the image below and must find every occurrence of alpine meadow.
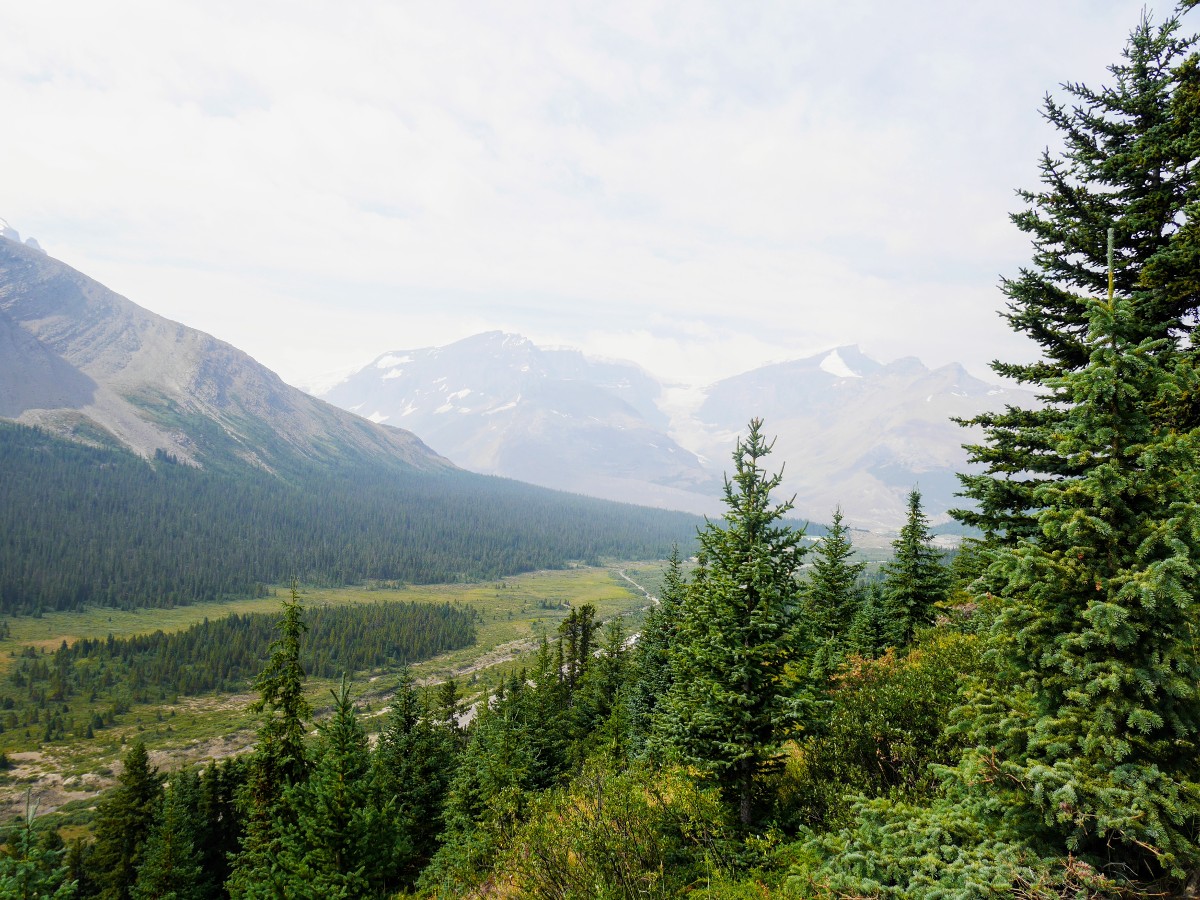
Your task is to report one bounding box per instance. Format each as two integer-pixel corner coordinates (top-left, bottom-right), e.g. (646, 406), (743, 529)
(5, 4), (1200, 900)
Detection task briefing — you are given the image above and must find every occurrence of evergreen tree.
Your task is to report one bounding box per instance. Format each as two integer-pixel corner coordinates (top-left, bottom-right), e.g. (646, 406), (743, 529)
(802, 507), (867, 678)
(968, 294), (1200, 877)
(956, 11), (1200, 542)
(278, 677), (388, 899)
(846, 581), (889, 659)
(567, 616), (630, 767)
(372, 667), (455, 886)
(662, 418), (808, 826)
(131, 773), (204, 900)
(813, 294), (1200, 897)
(422, 694), (538, 896)
(0, 794), (75, 900)
(227, 586), (311, 899)
(628, 546), (685, 760)
(193, 759), (245, 900)
(879, 489), (949, 647)
(90, 741), (165, 900)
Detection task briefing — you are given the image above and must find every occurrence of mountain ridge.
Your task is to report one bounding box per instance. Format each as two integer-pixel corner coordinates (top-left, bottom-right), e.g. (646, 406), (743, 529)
(322, 336), (1037, 530)
(0, 236), (446, 475)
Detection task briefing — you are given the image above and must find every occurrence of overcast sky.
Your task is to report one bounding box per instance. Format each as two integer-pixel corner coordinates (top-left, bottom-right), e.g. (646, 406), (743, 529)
(1, 1), (1189, 391)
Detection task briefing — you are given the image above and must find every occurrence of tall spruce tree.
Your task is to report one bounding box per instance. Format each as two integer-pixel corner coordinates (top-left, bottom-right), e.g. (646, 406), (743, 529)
(662, 418), (807, 826)
(90, 741), (164, 900)
(372, 666), (455, 886)
(227, 586), (311, 899)
(278, 678), (388, 899)
(803, 507), (867, 678)
(879, 489), (949, 647)
(955, 10), (1200, 542)
(955, 288), (1200, 882)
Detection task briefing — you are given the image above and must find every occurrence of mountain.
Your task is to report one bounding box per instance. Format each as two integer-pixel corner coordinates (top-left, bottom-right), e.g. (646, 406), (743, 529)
(689, 347), (1036, 530)
(324, 337), (1036, 531)
(320, 332), (722, 513)
(0, 236), (702, 614)
(0, 235), (442, 474)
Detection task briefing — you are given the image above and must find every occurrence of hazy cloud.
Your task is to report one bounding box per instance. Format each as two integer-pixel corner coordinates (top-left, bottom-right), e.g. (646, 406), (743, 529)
(0, 0), (1175, 388)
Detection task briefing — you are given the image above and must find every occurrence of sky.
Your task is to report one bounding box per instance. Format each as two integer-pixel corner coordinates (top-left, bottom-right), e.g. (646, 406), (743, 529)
(1, 1), (1189, 392)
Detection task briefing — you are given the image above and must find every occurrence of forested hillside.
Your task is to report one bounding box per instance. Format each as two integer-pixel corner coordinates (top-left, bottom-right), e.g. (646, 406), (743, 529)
(0, 422), (700, 614)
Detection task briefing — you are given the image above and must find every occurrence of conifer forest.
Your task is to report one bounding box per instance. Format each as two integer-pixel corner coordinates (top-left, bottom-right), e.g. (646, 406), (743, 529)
(7, 6), (1200, 899)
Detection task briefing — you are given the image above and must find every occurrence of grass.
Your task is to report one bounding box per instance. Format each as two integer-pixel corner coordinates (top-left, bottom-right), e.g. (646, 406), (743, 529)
(0, 562), (669, 825)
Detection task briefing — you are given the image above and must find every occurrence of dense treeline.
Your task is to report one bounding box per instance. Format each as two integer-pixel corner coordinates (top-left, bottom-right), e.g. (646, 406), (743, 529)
(0, 600), (475, 740)
(0, 422), (701, 615)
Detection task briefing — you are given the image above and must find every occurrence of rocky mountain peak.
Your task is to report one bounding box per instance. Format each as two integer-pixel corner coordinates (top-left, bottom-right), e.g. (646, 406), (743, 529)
(0, 218), (46, 254)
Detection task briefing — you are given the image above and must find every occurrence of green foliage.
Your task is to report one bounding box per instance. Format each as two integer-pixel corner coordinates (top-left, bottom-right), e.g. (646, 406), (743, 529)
(801, 507), (866, 679)
(1, 598), (475, 734)
(371, 667), (459, 886)
(879, 489), (949, 647)
(962, 296), (1200, 877)
(421, 696), (540, 897)
(627, 547), (685, 761)
(778, 631), (982, 832)
(90, 740), (165, 900)
(0, 421), (700, 614)
(0, 794), (75, 900)
(661, 419), (808, 826)
(130, 772), (205, 900)
(502, 763), (737, 900)
(955, 10), (1200, 542)
(227, 589), (311, 900)
(276, 678), (391, 898)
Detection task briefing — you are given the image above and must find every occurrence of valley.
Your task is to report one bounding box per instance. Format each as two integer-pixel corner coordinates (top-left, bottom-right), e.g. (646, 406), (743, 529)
(0, 564), (662, 825)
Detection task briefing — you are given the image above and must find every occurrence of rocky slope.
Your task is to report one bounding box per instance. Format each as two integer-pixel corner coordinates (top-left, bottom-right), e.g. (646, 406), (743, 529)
(0, 236), (445, 473)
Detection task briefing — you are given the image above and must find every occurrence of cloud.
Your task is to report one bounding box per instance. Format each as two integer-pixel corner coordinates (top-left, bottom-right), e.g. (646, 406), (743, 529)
(0, 0), (1165, 388)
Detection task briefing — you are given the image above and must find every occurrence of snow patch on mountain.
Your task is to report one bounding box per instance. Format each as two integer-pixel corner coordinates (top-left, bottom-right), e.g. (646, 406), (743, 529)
(820, 349), (861, 379)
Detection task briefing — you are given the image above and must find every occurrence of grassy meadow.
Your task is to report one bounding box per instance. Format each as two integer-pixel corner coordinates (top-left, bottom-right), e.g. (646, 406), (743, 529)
(0, 562), (666, 824)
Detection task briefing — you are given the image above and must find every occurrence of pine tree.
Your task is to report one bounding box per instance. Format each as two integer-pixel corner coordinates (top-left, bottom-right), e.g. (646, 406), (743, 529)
(131, 773), (204, 900)
(802, 507), (867, 678)
(0, 794), (75, 900)
(628, 546), (685, 760)
(846, 582), (889, 659)
(278, 677), (387, 898)
(663, 418), (807, 826)
(879, 489), (949, 647)
(90, 741), (164, 900)
(372, 667), (453, 886)
(956, 11), (1200, 542)
(967, 293), (1200, 878)
(227, 586), (311, 899)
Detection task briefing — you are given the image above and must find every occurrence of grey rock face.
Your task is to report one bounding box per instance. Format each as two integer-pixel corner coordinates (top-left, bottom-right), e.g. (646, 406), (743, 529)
(0, 237), (446, 473)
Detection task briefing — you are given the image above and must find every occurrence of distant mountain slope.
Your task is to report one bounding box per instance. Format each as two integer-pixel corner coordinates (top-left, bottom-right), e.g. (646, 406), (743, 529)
(0, 239), (704, 613)
(321, 332), (721, 513)
(0, 236), (443, 474)
(324, 335), (1036, 530)
(0, 421), (700, 615)
(690, 347), (1037, 530)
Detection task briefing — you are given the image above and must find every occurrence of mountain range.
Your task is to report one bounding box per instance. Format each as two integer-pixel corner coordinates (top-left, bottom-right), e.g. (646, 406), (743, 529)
(320, 337), (1036, 530)
(0, 233), (700, 614)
